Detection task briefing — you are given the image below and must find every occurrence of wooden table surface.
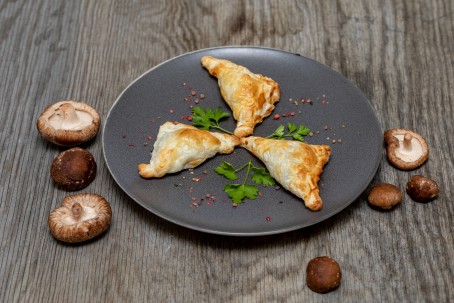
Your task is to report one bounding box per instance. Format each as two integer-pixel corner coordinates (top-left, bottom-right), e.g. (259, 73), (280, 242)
(1, 0), (453, 302)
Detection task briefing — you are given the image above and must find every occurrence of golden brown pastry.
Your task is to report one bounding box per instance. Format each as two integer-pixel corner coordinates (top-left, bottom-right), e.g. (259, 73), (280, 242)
(201, 56), (280, 138)
(138, 122), (240, 178)
(240, 136), (331, 211)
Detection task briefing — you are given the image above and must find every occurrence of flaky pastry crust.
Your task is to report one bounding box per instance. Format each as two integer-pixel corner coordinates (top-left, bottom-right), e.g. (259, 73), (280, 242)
(201, 56), (280, 138)
(241, 136), (330, 211)
(138, 122), (240, 178)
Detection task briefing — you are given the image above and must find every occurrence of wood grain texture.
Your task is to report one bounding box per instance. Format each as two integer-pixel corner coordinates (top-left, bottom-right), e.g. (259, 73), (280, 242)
(1, 0), (453, 302)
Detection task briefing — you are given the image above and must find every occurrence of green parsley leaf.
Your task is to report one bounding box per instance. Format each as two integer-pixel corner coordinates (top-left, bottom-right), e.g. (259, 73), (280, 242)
(251, 167), (275, 186)
(297, 125), (310, 136)
(267, 123), (310, 142)
(268, 125), (285, 139)
(292, 134), (305, 142)
(214, 161), (238, 180)
(213, 108), (230, 121)
(224, 184), (258, 203)
(191, 108), (211, 130)
(192, 106), (205, 117)
(287, 122), (297, 133)
(191, 107), (233, 134)
(215, 160), (275, 204)
(204, 108), (214, 120)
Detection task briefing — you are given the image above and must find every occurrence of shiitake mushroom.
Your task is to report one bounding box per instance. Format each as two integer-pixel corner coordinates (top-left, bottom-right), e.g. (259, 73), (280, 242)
(368, 183), (403, 209)
(384, 128), (429, 170)
(306, 256), (342, 293)
(51, 147), (96, 191)
(37, 101), (100, 147)
(406, 175), (439, 202)
(48, 193), (112, 243)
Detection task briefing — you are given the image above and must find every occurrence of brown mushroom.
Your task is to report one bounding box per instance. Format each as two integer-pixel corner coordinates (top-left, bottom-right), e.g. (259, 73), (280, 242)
(37, 101), (100, 146)
(306, 256), (342, 293)
(368, 183), (402, 209)
(406, 175), (439, 202)
(384, 128), (429, 170)
(48, 193), (112, 243)
(51, 147), (97, 191)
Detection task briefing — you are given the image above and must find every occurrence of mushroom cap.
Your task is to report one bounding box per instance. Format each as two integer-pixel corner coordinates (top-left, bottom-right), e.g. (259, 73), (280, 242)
(37, 101), (100, 146)
(306, 256), (342, 293)
(368, 183), (402, 209)
(51, 147), (97, 191)
(48, 193), (112, 243)
(406, 175), (439, 202)
(384, 128), (429, 170)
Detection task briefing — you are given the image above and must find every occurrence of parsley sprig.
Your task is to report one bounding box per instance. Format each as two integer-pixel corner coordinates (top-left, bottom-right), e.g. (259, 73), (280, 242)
(267, 122), (310, 142)
(214, 160), (275, 204)
(191, 107), (233, 134)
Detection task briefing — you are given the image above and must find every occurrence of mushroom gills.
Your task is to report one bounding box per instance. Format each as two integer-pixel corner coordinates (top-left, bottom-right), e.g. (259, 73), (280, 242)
(48, 105), (94, 131)
(48, 193), (111, 243)
(61, 204), (98, 225)
(393, 134), (424, 162)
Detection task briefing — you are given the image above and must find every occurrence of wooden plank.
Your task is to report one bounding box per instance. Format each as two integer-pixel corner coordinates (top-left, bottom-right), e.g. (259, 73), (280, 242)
(0, 0), (452, 302)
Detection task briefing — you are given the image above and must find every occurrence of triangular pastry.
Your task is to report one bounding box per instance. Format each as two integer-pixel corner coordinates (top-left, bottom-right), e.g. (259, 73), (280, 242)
(201, 56), (280, 138)
(138, 122), (240, 178)
(240, 136), (331, 211)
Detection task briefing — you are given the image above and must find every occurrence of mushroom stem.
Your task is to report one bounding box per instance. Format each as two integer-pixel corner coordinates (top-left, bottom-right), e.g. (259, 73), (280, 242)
(71, 202), (83, 220)
(403, 133), (413, 151)
(60, 103), (80, 128)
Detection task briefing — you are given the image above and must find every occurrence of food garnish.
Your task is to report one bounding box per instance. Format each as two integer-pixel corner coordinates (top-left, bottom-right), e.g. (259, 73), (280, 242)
(214, 160), (275, 204)
(190, 106), (233, 134)
(267, 122), (310, 142)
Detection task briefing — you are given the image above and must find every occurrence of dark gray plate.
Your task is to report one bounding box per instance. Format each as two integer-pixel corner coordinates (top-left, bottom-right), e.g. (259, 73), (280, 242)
(103, 46), (382, 236)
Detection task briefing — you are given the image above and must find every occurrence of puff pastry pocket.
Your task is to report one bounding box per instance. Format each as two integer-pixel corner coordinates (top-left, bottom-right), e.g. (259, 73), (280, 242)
(201, 56), (280, 138)
(138, 122), (240, 178)
(240, 136), (331, 211)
